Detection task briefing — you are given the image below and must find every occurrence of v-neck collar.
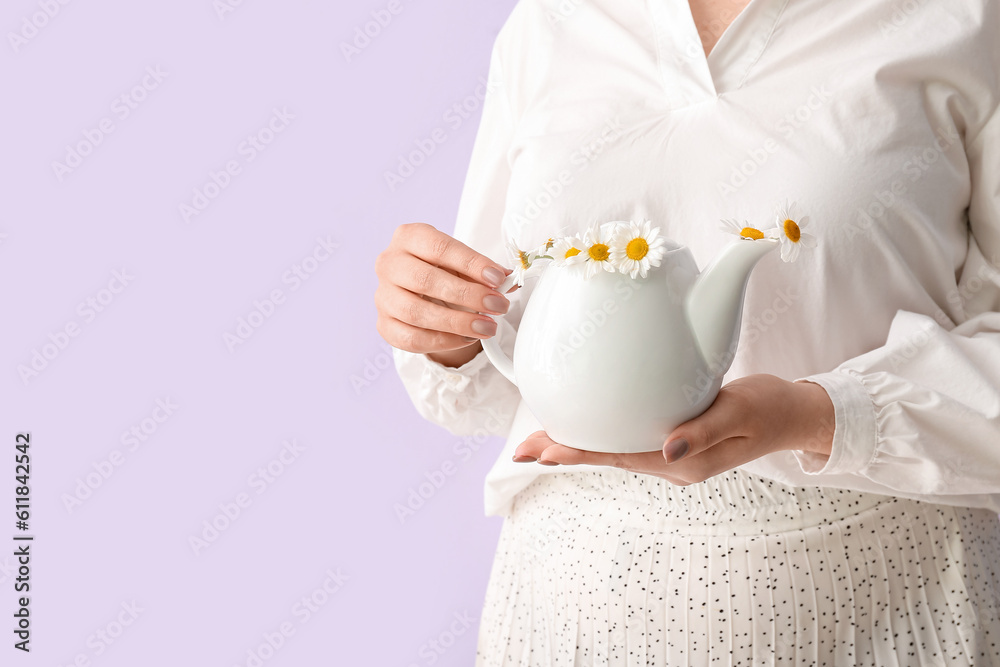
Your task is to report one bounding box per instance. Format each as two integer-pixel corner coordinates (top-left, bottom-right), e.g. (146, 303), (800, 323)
(649, 0), (790, 106)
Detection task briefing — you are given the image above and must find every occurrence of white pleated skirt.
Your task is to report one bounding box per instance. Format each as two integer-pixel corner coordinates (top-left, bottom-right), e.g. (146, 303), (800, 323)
(474, 467), (1000, 666)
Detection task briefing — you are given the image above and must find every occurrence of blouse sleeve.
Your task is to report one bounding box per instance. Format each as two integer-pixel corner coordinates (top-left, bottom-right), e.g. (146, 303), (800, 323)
(391, 33), (524, 438)
(787, 104), (1000, 497)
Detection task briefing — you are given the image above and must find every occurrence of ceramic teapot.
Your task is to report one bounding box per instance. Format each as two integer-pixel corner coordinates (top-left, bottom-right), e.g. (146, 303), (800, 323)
(482, 234), (779, 454)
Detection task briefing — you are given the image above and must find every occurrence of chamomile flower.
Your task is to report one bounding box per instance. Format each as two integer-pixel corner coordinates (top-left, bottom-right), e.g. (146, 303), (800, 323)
(582, 222), (617, 278)
(505, 240), (545, 286)
(719, 218), (766, 241)
(766, 200), (817, 262)
(550, 234), (586, 268)
(609, 220), (667, 279)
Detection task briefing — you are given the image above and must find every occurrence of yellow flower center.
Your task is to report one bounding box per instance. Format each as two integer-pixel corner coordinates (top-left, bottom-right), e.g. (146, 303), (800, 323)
(740, 227), (764, 240)
(517, 249), (531, 269)
(626, 237), (649, 260)
(564, 247), (581, 258)
(588, 243), (610, 261)
(783, 219), (801, 243)
(544, 238), (555, 250)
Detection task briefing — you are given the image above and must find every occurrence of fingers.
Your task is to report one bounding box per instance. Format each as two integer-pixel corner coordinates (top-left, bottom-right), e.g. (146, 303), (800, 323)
(375, 314), (481, 355)
(391, 222), (510, 289)
(659, 435), (761, 485)
(379, 251), (510, 315)
(374, 223), (513, 355)
(663, 382), (759, 463)
(506, 376), (791, 486)
(375, 283), (499, 344)
(512, 431), (558, 460)
(538, 444), (666, 471)
(513, 431), (689, 484)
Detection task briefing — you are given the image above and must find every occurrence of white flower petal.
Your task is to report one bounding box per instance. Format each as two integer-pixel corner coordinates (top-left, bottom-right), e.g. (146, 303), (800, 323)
(719, 218), (744, 236)
(551, 235), (586, 268)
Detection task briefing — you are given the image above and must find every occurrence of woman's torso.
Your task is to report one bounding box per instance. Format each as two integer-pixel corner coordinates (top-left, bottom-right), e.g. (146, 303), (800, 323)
(482, 0), (999, 517)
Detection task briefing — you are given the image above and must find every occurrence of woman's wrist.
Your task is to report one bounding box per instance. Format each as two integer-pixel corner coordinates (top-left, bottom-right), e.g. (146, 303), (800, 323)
(791, 380), (835, 457)
(426, 340), (483, 368)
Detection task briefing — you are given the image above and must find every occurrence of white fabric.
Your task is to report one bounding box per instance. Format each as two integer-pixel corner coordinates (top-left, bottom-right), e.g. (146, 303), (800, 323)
(474, 468), (1000, 666)
(392, 0), (1000, 518)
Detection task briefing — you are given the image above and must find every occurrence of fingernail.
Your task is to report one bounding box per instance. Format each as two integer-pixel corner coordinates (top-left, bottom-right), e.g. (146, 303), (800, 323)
(512, 455), (535, 463)
(482, 293), (509, 314)
(663, 438), (689, 463)
(537, 459), (560, 466)
(471, 319), (497, 336)
(482, 267), (505, 288)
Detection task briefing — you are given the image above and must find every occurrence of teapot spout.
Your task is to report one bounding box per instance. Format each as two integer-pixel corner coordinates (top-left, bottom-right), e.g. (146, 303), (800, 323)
(685, 239), (778, 379)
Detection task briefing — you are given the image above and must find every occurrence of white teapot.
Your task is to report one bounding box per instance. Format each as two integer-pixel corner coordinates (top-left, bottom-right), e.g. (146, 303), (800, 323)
(482, 234), (779, 454)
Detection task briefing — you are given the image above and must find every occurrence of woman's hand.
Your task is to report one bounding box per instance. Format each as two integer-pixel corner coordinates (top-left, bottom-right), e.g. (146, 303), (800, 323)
(512, 374), (835, 485)
(375, 222), (515, 367)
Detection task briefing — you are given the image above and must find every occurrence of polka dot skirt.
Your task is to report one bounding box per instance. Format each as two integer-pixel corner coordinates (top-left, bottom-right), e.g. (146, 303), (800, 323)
(474, 467), (1000, 666)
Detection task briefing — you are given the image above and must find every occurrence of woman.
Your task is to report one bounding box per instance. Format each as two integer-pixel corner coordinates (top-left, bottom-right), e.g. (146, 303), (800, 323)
(375, 0), (1000, 663)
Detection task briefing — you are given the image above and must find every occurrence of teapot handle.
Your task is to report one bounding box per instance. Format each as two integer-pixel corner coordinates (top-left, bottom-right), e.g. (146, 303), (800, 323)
(480, 273), (519, 386)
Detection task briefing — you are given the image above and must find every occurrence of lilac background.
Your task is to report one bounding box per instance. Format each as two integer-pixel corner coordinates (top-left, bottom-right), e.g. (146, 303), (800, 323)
(2, 0), (518, 664)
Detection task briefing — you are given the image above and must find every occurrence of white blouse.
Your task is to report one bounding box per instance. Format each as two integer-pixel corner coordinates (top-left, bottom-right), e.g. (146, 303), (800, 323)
(392, 0), (1000, 518)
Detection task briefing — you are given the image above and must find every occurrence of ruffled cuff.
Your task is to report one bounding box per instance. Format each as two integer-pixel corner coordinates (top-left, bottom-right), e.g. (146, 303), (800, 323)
(791, 370), (879, 475)
(391, 345), (492, 393)
(392, 343), (511, 436)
